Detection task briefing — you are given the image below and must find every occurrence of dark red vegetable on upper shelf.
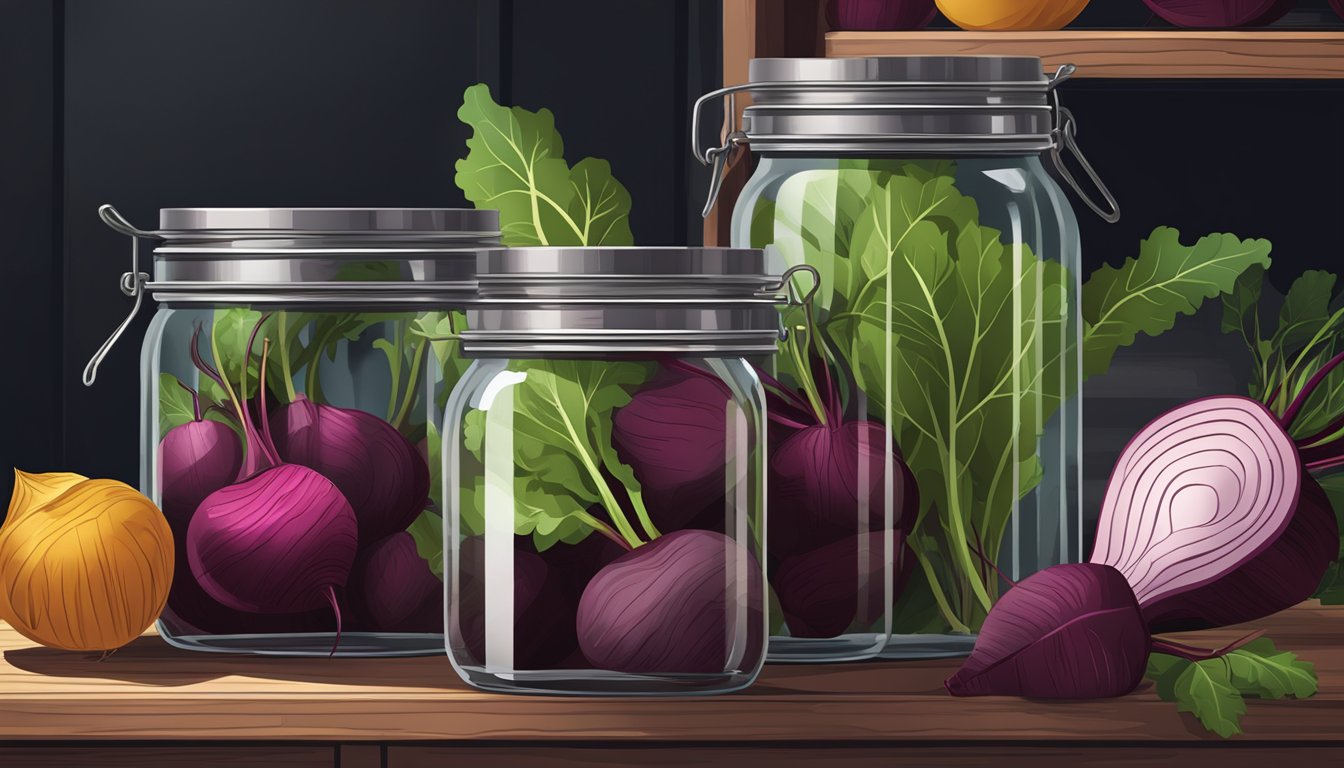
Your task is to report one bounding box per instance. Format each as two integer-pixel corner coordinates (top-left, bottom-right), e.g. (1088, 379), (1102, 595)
(946, 563), (1150, 698)
(1332, 0), (1344, 21)
(271, 395), (430, 543)
(577, 529), (763, 673)
(1141, 0), (1293, 28)
(353, 532), (443, 633)
(826, 0), (937, 30)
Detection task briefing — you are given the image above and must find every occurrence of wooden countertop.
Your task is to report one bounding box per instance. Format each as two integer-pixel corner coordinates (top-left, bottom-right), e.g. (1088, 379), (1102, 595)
(3, 604), (1344, 765)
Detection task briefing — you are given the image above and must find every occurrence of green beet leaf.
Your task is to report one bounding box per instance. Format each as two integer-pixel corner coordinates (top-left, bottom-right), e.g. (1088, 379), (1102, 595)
(455, 83), (633, 247)
(1082, 227), (1273, 379)
(157, 372), (238, 440)
(1174, 660), (1246, 738)
(406, 509), (445, 579)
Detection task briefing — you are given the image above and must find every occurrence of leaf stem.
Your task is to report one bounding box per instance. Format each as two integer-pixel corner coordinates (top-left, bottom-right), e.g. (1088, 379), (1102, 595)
(277, 312), (298, 403)
(574, 510), (634, 552)
(393, 336), (429, 431)
(911, 545), (972, 635)
(1151, 629), (1265, 663)
(1281, 348), (1344, 431)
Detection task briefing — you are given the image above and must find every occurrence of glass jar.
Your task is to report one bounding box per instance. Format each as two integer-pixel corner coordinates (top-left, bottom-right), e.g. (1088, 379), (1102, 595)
(84, 205), (497, 656)
(444, 247), (782, 695)
(695, 56), (1118, 659)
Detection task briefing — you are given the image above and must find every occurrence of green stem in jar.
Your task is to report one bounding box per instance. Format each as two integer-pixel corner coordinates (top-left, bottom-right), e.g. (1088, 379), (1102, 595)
(573, 509), (634, 552)
(911, 544), (971, 635)
(277, 312), (297, 402)
(392, 335), (429, 432)
(786, 324), (828, 426)
(306, 323), (338, 404)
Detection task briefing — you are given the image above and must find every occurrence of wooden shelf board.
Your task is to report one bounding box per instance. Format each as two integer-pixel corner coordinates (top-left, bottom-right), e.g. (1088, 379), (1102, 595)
(2, 603), (1344, 743)
(825, 30), (1344, 78)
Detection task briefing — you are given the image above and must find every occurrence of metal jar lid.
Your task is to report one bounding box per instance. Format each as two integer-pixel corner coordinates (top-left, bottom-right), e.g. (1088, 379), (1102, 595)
(83, 204), (500, 385)
(462, 247), (813, 357)
(693, 55), (1118, 222)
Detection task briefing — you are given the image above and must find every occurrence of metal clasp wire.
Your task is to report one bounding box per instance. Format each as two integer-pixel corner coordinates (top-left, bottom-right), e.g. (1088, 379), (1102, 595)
(82, 204), (157, 386)
(1047, 66), (1121, 224)
(765, 263), (821, 342)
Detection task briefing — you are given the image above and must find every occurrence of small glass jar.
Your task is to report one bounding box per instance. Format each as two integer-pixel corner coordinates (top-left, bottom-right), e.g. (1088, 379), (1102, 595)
(695, 56), (1118, 659)
(84, 205), (497, 656)
(444, 247), (781, 695)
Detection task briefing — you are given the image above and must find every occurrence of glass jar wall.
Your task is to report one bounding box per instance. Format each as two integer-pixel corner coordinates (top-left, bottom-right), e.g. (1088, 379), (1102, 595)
(445, 355), (766, 694)
(735, 155), (1082, 658)
(444, 246), (777, 695)
(146, 306), (465, 656)
(86, 206), (494, 657)
(699, 56), (1115, 659)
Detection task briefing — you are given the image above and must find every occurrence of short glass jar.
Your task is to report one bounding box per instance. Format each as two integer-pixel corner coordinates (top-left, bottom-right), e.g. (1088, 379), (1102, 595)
(444, 247), (782, 695)
(696, 56), (1118, 659)
(86, 205), (497, 656)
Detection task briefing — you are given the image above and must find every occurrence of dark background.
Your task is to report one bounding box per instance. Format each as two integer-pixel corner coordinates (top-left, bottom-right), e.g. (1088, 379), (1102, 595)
(3, 0), (1343, 520)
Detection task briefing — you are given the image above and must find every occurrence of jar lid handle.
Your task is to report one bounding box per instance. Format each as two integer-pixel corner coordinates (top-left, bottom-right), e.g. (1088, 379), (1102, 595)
(1048, 77), (1121, 224)
(82, 205), (154, 386)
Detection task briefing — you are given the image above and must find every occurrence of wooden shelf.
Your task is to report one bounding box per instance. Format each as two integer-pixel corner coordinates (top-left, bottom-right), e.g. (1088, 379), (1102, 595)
(4, 603), (1344, 765)
(825, 30), (1344, 78)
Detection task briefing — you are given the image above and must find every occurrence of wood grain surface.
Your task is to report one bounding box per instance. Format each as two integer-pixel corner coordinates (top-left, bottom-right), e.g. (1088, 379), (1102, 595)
(1, 603), (1343, 744)
(825, 31), (1344, 79)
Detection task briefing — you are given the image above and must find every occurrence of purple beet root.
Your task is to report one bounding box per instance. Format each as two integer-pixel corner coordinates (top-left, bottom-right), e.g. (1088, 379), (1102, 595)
(158, 387), (243, 525)
(768, 421), (915, 559)
(773, 532), (888, 638)
(163, 539), (333, 635)
(577, 529), (764, 674)
(1141, 473), (1339, 633)
(611, 372), (735, 531)
(946, 563), (1149, 698)
(353, 532), (443, 633)
(453, 536), (576, 669)
(535, 528), (627, 600)
(271, 396), (430, 542)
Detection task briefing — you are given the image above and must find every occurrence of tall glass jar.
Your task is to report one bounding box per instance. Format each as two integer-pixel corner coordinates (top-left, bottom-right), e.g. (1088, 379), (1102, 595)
(444, 247), (779, 695)
(84, 205), (496, 656)
(695, 56), (1118, 659)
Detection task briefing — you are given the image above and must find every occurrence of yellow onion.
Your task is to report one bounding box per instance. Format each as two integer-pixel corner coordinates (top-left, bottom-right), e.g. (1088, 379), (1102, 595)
(7, 469), (86, 519)
(0, 475), (174, 651)
(936, 0), (1090, 30)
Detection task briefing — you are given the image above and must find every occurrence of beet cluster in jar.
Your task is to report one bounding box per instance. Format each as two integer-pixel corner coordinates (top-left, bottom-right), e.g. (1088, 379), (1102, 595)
(87, 206), (496, 656)
(443, 247), (787, 695)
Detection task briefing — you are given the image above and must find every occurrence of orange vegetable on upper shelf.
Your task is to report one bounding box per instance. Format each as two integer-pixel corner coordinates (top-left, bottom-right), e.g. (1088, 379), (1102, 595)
(935, 0), (1090, 31)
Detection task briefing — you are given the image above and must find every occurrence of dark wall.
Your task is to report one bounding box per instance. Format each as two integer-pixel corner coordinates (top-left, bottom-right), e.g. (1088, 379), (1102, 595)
(1, 0), (720, 504)
(3, 0), (1343, 521)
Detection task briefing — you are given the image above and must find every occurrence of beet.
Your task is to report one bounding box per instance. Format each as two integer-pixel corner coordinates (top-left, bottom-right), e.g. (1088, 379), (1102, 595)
(1334, 0), (1344, 21)
(1141, 473), (1338, 633)
(773, 532), (887, 638)
(611, 373), (734, 531)
(188, 463), (358, 615)
(1142, 0), (1293, 28)
(946, 563), (1150, 698)
(271, 395), (430, 542)
(453, 536), (575, 669)
(535, 528), (627, 600)
(1090, 395), (1335, 631)
(163, 538), (332, 635)
(769, 420), (913, 558)
(576, 529), (763, 674)
(353, 532), (443, 633)
(158, 383), (242, 525)
(827, 0), (936, 30)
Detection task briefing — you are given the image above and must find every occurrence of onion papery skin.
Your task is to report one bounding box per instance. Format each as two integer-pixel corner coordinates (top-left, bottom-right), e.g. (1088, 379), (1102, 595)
(946, 563), (1149, 698)
(159, 419), (243, 526)
(353, 532), (443, 633)
(1141, 0), (1293, 28)
(935, 0), (1091, 31)
(187, 464), (357, 614)
(0, 479), (175, 651)
(5, 470), (87, 522)
(1090, 396), (1301, 611)
(611, 373), (734, 532)
(577, 529), (763, 674)
(271, 396), (429, 543)
(1142, 472), (1338, 633)
(774, 532), (888, 638)
(453, 536), (575, 669)
(827, 0), (937, 31)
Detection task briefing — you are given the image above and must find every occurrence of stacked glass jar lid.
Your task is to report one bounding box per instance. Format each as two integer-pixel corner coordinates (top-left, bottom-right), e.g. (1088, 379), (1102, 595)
(443, 246), (791, 695)
(695, 55), (1118, 660)
(88, 205), (497, 657)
